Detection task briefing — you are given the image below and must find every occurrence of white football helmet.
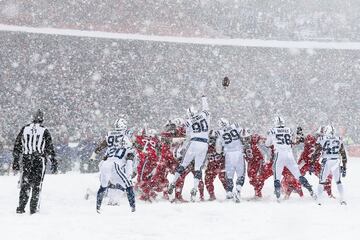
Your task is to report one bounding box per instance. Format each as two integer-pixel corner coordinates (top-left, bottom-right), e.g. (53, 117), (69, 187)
(114, 118), (127, 131)
(274, 116), (285, 127)
(186, 106), (197, 118)
(218, 118), (230, 128)
(147, 129), (157, 137)
(323, 125), (335, 136)
(315, 126), (325, 136)
(241, 128), (252, 138)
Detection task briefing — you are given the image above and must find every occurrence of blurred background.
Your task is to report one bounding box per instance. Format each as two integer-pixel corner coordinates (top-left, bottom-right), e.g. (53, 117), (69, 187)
(0, 0), (359, 174)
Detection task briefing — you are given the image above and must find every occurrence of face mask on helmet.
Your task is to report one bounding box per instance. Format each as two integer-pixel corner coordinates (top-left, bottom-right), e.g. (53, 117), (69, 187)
(218, 118), (229, 128)
(274, 116), (285, 127)
(114, 118), (127, 131)
(324, 125), (335, 136)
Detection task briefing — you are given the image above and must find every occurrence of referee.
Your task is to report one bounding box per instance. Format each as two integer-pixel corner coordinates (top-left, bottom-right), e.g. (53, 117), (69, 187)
(12, 109), (57, 214)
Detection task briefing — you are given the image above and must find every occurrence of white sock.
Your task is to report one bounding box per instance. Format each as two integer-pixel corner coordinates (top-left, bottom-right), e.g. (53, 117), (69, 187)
(317, 184), (324, 203)
(194, 178), (200, 190)
(171, 172), (181, 185)
(337, 183), (344, 202)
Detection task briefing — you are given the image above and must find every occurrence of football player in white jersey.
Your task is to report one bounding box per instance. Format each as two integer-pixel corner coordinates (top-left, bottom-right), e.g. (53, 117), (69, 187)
(215, 119), (251, 202)
(311, 125), (347, 205)
(265, 116), (315, 201)
(91, 119), (136, 212)
(168, 95), (210, 201)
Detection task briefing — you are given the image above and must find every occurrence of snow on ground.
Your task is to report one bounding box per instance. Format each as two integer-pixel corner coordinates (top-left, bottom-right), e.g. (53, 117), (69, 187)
(1, 158), (359, 240)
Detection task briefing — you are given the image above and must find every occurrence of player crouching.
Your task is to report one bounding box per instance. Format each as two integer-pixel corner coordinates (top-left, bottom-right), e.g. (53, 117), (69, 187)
(91, 119), (136, 213)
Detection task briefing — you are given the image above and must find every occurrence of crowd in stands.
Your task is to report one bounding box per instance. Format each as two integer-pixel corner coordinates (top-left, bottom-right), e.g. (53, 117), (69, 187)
(0, 0), (359, 41)
(0, 0), (359, 174)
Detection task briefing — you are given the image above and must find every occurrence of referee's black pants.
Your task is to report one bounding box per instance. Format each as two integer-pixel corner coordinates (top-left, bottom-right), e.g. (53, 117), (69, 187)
(17, 154), (46, 213)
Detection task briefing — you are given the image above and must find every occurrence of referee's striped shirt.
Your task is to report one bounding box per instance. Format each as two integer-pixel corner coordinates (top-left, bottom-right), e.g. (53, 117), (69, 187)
(13, 123), (55, 159)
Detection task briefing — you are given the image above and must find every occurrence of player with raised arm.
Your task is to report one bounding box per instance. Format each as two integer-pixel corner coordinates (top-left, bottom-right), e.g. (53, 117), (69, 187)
(215, 119), (251, 202)
(265, 116), (315, 201)
(311, 125), (347, 205)
(91, 119), (136, 213)
(167, 95), (210, 201)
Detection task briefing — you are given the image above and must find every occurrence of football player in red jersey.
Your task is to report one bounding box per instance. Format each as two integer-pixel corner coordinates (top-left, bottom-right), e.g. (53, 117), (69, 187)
(204, 130), (227, 201)
(245, 133), (273, 198)
(134, 128), (161, 202)
(281, 167), (304, 198)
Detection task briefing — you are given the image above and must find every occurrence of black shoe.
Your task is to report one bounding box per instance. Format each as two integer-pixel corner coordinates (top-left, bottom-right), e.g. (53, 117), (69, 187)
(167, 183), (175, 195)
(16, 207), (25, 214)
(131, 206), (136, 212)
(30, 209), (37, 215)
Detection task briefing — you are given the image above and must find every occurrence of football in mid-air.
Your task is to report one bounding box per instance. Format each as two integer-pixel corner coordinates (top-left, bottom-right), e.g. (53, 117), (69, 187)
(222, 76), (230, 88)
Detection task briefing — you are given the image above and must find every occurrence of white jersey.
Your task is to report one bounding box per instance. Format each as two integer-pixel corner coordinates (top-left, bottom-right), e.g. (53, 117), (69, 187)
(184, 96), (210, 142)
(106, 130), (133, 148)
(265, 127), (293, 152)
(317, 135), (343, 159)
(216, 124), (244, 153)
(21, 123), (47, 154)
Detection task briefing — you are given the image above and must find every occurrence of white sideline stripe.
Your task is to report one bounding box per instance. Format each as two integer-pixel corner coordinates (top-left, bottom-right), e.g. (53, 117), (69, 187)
(1, 24), (360, 50)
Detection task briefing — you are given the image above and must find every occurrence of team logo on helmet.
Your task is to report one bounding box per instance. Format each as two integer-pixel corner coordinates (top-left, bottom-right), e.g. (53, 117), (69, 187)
(274, 116), (285, 127)
(114, 118), (127, 131)
(218, 118), (230, 128)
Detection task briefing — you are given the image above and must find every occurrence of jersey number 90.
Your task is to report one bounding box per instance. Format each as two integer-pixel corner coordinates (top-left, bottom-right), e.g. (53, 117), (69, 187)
(192, 119), (208, 133)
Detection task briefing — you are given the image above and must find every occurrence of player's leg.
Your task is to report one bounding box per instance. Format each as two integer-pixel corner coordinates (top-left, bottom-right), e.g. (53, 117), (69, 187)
(332, 161), (345, 204)
(234, 153), (245, 202)
(218, 160), (228, 193)
(316, 159), (332, 205)
(190, 143), (208, 200)
(96, 160), (113, 212)
(113, 162), (135, 211)
(168, 143), (193, 194)
(16, 155), (32, 213)
(29, 156), (46, 214)
(205, 161), (217, 200)
(225, 152), (236, 199)
(173, 167), (190, 202)
(273, 152), (284, 199)
(286, 152), (314, 197)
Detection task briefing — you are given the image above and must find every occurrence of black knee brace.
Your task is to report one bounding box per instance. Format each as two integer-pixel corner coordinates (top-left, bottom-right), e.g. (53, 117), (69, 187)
(176, 165), (185, 175)
(299, 176), (312, 191)
(227, 178), (234, 192)
(236, 176), (245, 187)
(274, 180), (281, 189)
(194, 170), (202, 180)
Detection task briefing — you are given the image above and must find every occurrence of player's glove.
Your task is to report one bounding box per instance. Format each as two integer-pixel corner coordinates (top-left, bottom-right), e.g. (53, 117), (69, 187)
(90, 152), (97, 161)
(12, 160), (20, 172)
(341, 166), (346, 178)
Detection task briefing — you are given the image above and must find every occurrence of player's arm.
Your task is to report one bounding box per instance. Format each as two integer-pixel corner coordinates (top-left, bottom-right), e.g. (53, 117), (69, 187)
(264, 131), (273, 148)
(12, 126), (25, 171)
(339, 143), (347, 174)
(311, 143), (322, 164)
(44, 129), (58, 173)
(215, 131), (223, 154)
(293, 126), (305, 145)
(90, 139), (107, 160)
(242, 136), (253, 159)
(201, 95), (210, 115)
(125, 150), (135, 179)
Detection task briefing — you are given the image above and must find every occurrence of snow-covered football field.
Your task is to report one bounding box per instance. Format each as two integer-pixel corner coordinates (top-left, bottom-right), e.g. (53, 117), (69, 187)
(0, 158), (359, 240)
